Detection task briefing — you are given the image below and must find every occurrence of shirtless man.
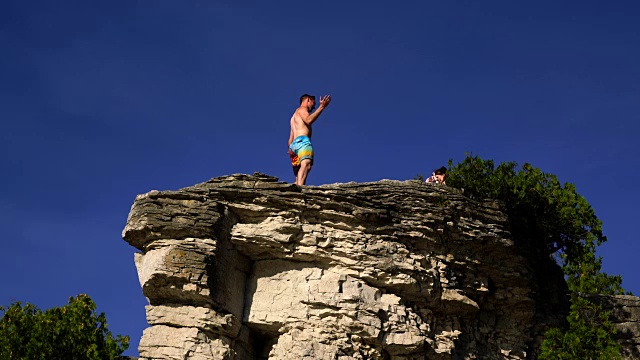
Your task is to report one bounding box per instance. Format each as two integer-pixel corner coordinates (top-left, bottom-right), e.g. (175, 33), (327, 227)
(288, 94), (332, 185)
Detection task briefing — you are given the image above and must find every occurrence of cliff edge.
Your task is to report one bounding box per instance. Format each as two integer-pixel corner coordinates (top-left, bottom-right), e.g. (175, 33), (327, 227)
(122, 174), (639, 359)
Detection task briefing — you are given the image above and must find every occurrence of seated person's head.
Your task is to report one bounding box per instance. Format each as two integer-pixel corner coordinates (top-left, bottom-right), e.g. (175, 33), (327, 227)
(433, 166), (447, 183)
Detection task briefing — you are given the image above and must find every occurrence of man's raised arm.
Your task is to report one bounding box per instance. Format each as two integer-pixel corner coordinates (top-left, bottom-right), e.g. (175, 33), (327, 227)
(301, 95), (332, 125)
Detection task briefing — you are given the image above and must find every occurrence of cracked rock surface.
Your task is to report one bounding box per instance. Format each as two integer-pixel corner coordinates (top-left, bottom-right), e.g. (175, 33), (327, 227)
(122, 173), (638, 359)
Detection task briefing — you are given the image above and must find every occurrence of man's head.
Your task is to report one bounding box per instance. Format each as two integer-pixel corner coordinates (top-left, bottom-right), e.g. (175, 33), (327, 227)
(300, 94), (316, 111)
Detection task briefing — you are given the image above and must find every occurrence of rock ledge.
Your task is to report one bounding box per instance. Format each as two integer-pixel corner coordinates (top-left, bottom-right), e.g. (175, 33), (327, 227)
(122, 174), (639, 359)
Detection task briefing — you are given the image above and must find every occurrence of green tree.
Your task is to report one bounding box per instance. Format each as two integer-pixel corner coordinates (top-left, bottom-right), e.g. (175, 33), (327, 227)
(0, 294), (129, 360)
(446, 154), (626, 359)
(539, 247), (625, 359)
(539, 294), (621, 360)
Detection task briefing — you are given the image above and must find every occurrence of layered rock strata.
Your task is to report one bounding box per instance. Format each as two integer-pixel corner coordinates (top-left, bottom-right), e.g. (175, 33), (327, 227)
(590, 294), (640, 359)
(122, 173), (583, 359)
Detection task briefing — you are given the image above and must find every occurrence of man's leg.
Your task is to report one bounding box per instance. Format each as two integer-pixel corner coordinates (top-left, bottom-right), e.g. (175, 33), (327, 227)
(292, 165), (300, 184)
(297, 159), (312, 185)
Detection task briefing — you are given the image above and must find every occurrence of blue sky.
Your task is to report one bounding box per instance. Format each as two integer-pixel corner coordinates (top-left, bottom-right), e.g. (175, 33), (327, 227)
(1, 0), (638, 355)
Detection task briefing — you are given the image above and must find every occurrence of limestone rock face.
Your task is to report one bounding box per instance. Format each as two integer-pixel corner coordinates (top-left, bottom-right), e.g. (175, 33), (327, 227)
(589, 294), (640, 359)
(120, 174), (635, 359)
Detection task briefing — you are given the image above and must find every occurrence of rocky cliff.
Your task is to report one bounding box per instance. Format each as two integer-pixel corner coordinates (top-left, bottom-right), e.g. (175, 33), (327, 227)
(122, 174), (639, 359)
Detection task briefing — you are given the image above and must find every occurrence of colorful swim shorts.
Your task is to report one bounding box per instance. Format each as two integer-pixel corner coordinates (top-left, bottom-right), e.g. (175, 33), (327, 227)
(288, 136), (313, 176)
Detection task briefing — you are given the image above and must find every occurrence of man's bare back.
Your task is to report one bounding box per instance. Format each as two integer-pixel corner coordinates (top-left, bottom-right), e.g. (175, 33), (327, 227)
(287, 94), (331, 186)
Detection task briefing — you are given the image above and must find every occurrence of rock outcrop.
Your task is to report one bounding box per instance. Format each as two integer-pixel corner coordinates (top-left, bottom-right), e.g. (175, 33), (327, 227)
(589, 294), (640, 359)
(121, 174), (637, 359)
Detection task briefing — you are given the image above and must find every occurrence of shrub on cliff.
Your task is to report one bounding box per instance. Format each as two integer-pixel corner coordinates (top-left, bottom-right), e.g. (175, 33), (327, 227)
(446, 155), (598, 263)
(446, 154), (626, 359)
(0, 294), (129, 360)
(445, 154), (625, 287)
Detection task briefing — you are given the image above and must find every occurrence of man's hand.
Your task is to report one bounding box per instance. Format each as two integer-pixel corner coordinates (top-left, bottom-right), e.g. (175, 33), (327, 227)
(319, 95), (332, 109)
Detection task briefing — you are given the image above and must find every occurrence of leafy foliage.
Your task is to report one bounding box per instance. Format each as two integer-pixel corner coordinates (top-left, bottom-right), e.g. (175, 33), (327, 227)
(0, 294), (129, 360)
(447, 155), (599, 264)
(539, 296), (621, 360)
(446, 154), (627, 359)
